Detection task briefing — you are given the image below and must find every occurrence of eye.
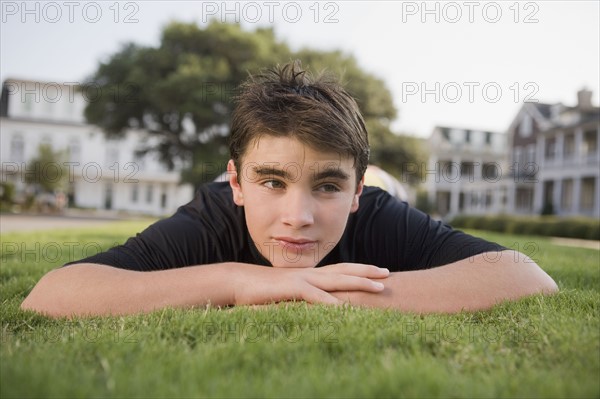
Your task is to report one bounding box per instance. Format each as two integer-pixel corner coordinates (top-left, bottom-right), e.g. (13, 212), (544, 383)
(263, 180), (285, 189)
(317, 183), (341, 193)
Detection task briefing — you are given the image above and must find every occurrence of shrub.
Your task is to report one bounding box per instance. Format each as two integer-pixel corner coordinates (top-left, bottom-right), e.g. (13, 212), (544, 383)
(449, 214), (599, 240)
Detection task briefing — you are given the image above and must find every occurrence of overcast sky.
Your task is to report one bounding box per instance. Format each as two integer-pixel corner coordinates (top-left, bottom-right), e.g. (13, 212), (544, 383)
(1, 0), (598, 137)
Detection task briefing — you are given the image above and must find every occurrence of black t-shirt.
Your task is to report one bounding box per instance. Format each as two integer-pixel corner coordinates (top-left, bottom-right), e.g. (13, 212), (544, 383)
(68, 182), (504, 271)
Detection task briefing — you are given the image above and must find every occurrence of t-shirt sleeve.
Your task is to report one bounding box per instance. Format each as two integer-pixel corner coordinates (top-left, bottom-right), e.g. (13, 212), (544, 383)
(346, 187), (505, 271)
(63, 183), (246, 271)
(63, 209), (206, 271)
(398, 205), (506, 270)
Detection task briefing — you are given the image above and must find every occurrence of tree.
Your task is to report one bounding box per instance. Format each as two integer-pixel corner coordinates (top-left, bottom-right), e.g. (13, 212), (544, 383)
(293, 49), (426, 184)
(25, 144), (68, 193)
(83, 21), (423, 187)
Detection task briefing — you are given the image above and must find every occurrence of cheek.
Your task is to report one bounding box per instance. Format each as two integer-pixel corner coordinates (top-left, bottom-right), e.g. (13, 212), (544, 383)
(243, 199), (275, 232)
(320, 201), (352, 230)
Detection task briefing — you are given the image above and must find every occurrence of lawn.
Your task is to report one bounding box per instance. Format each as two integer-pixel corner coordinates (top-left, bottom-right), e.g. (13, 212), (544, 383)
(1, 221), (598, 398)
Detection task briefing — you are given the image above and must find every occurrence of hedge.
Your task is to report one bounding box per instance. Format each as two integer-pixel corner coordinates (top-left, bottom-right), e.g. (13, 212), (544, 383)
(449, 215), (600, 240)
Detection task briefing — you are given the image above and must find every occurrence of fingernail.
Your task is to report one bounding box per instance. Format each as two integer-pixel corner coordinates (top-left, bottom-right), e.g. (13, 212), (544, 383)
(372, 281), (385, 290)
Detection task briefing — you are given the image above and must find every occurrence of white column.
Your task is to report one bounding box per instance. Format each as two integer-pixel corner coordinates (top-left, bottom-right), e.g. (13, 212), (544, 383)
(575, 128), (583, 166)
(573, 177), (581, 215)
(553, 179), (562, 215)
(595, 177), (600, 218)
(555, 133), (564, 165)
(450, 156), (461, 215)
(427, 155), (438, 209)
(533, 136), (545, 214)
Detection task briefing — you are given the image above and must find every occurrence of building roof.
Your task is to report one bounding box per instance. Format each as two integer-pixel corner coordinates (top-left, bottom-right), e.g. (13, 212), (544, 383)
(509, 90), (599, 136)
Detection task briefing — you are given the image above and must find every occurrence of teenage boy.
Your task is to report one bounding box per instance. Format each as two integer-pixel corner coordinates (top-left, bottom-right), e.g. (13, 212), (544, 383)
(21, 62), (558, 318)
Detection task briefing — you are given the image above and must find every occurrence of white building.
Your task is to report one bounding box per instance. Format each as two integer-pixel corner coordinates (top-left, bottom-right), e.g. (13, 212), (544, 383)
(425, 89), (600, 220)
(506, 89), (600, 217)
(0, 79), (194, 216)
(426, 126), (509, 219)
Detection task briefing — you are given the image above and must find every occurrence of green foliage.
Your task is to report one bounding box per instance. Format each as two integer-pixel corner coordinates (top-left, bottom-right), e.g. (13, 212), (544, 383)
(83, 21), (423, 187)
(415, 189), (433, 214)
(540, 202), (554, 216)
(1, 224), (599, 398)
(450, 215), (600, 240)
(84, 22), (291, 186)
(0, 182), (15, 204)
(292, 49), (425, 184)
(24, 144), (68, 193)
(0, 184), (16, 212)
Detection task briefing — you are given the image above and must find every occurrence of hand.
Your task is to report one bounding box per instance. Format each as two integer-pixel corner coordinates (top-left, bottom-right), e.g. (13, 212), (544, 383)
(231, 263), (390, 306)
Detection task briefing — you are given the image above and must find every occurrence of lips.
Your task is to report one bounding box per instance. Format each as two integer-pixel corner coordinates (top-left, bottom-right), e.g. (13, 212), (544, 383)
(274, 237), (318, 251)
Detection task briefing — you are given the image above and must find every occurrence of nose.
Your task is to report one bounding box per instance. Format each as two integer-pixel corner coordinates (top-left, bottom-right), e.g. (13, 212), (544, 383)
(281, 189), (314, 228)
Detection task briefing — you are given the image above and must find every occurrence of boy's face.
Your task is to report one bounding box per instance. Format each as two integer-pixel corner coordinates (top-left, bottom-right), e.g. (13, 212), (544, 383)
(228, 135), (363, 268)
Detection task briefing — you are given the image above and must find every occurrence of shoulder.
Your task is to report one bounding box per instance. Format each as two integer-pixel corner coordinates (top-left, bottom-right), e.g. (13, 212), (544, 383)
(184, 182), (235, 213)
(174, 182), (240, 223)
(354, 185), (411, 221)
(345, 185), (504, 270)
(121, 182), (245, 269)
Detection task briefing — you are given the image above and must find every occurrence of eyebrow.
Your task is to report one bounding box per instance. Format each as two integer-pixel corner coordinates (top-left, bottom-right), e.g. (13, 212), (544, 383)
(252, 166), (350, 181)
(313, 168), (350, 181)
(252, 167), (290, 179)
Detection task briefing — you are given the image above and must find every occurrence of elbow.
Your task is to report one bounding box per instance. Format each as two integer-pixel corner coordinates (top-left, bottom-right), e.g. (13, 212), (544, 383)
(536, 272), (559, 296)
(20, 293), (49, 316)
(524, 257), (559, 296)
(21, 269), (70, 319)
(508, 254), (559, 300)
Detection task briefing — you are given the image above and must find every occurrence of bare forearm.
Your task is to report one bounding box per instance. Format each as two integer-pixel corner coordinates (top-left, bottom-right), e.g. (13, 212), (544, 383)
(21, 262), (390, 318)
(21, 263), (239, 318)
(332, 251), (559, 313)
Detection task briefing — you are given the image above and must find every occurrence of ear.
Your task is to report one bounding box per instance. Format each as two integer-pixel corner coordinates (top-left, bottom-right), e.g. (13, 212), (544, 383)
(227, 159), (244, 206)
(350, 176), (364, 213)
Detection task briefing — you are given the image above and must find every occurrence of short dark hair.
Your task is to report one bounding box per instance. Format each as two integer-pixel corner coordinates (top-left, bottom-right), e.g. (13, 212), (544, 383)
(229, 60), (369, 185)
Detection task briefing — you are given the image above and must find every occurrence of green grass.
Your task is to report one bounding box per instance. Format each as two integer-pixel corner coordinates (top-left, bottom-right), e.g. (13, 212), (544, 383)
(1, 222), (599, 398)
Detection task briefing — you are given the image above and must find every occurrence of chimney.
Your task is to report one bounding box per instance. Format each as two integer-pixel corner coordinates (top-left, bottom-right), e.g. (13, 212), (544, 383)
(577, 88), (593, 111)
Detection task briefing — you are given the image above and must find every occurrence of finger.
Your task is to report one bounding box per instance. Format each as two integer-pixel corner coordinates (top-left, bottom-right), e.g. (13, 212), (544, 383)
(307, 273), (385, 293)
(321, 263), (390, 278)
(300, 285), (343, 305)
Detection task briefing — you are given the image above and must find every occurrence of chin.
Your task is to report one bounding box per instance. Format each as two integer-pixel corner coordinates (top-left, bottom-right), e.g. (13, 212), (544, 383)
(271, 258), (320, 268)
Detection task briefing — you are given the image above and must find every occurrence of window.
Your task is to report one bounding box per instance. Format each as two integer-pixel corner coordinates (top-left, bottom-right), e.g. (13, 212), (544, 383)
(161, 190), (167, 209)
(131, 184), (139, 203)
(146, 184), (153, 204)
(482, 163), (498, 180)
(545, 137), (557, 160)
(526, 144), (536, 164)
(470, 192), (479, 206)
(10, 135), (24, 163)
(69, 140), (81, 163)
(460, 162), (475, 180)
(563, 134), (575, 159)
(580, 177), (595, 211)
(514, 147), (523, 167)
(582, 129), (598, 156)
(561, 179), (573, 211)
(543, 181), (554, 207)
(104, 183), (113, 210)
(519, 114), (533, 137)
(516, 188), (533, 211)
